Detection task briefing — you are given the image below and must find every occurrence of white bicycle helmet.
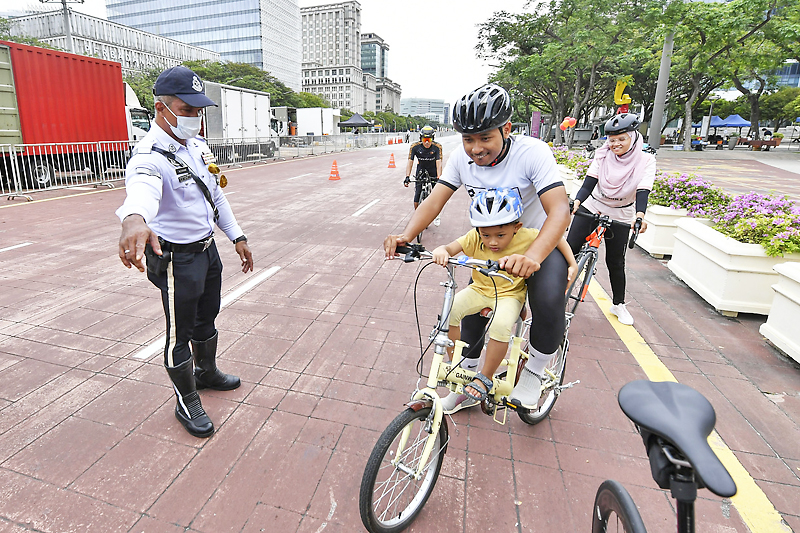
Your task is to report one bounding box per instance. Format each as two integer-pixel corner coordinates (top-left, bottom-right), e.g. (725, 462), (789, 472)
(469, 188), (523, 227)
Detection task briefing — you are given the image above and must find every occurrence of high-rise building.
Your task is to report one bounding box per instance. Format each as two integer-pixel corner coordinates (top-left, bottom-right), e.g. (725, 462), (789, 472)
(400, 98), (450, 125)
(106, 0), (302, 91)
(8, 9), (219, 75)
(300, 2), (400, 114)
(361, 32), (400, 112)
(360, 33), (386, 78)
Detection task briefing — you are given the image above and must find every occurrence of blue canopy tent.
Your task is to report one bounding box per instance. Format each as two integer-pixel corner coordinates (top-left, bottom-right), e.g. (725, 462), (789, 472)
(721, 114), (751, 136)
(722, 114), (751, 127)
(691, 116), (726, 134)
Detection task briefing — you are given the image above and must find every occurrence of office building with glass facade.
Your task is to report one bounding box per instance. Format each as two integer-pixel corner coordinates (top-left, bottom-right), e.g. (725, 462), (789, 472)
(360, 32), (400, 112)
(106, 0), (302, 91)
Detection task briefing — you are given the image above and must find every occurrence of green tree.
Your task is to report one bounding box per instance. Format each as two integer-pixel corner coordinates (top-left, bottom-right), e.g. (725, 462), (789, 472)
(761, 87), (800, 128)
(478, 0), (664, 146)
(668, 0), (783, 148)
(295, 91), (330, 108)
(124, 68), (161, 114)
(0, 17), (59, 49)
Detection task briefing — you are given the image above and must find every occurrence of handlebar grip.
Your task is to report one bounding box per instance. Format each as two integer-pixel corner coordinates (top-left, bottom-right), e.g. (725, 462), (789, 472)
(629, 218), (642, 249)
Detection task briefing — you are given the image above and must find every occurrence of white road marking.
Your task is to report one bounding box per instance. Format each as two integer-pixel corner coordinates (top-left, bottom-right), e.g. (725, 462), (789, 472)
(0, 242), (33, 253)
(352, 199), (380, 217)
(288, 173), (313, 180)
(223, 191), (238, 195)
(338, 162), (353, 167)
(131, 265), (281, 360)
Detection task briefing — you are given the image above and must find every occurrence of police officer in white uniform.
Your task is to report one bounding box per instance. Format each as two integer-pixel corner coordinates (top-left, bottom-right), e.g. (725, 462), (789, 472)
(117, 65), (254, 438)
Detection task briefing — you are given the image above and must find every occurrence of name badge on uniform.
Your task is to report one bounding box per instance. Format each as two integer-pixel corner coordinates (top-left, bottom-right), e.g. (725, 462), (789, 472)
(176, 166), (191, 182)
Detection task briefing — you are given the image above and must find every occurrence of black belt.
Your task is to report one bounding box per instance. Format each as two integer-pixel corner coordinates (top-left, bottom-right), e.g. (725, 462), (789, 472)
(159, 235), (214, 253)
(590, 194), (635, 208)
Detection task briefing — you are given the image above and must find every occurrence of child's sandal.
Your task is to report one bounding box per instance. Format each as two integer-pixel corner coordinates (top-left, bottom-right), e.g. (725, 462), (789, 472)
(463, 372), (493, 402)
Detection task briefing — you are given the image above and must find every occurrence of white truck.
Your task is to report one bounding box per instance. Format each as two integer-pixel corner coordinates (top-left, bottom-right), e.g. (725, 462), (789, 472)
(125, 82), (151, 142)
(296, 107), (341, 136)
(203, 82), (278, 162)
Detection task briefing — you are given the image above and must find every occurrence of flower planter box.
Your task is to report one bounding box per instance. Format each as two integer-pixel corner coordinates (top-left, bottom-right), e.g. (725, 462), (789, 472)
(667, 218), (800, 317)
(557, 164), (578, 196)
(760, 263), (800, 364)
(636, 205), (689, 258)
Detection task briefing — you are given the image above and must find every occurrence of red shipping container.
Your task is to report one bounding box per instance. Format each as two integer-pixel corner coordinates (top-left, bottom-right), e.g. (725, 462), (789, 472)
(1, 40), (128, 146)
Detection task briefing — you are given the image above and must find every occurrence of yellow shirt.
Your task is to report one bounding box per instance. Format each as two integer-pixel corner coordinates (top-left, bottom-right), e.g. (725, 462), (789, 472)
(456, 227), (539, 303)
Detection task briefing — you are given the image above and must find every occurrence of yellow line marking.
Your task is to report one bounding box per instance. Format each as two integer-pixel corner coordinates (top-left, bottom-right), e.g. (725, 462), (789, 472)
(587, 280), (792, 533)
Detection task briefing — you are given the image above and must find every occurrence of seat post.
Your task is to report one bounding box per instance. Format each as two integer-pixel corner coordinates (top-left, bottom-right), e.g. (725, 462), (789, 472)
(671, 475), (697, 533)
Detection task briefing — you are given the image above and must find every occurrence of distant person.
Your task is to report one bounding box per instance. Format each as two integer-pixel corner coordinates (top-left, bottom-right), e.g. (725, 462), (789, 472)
(404, 125), (443, 211)
(762, 128), (772, 139)
(590, 127), (599, 140)
(116, 65), (253, 438)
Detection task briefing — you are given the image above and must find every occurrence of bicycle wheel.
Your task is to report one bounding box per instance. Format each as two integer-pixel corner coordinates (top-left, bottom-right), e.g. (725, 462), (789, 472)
(415, 183), (433, 244)
(517, 330), (568, 425)
(565, 251), (595, 315)
(591, 480), (647, 533)
(359, 407), (448, 533)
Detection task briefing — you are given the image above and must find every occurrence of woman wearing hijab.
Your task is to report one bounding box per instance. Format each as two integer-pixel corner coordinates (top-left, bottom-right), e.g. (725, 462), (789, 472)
(567, 113), (655, 325)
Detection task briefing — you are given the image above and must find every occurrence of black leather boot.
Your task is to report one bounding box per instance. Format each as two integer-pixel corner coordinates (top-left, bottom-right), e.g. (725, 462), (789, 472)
(165, 359), (214, 438)
(191, 330), (240, 391)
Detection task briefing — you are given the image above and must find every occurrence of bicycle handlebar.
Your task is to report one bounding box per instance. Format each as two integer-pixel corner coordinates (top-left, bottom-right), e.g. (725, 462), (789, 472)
(629, 217), (642, 249)
(570, 200), (641, 244)
(395, 244), (513, 281)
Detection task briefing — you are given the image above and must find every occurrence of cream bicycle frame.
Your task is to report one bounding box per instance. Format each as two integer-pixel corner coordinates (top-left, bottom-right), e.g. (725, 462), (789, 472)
(396, 260), (528, 478)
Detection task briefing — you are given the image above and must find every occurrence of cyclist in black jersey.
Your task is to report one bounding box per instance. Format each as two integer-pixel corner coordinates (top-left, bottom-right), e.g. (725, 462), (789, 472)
(404, 125), (443, 209)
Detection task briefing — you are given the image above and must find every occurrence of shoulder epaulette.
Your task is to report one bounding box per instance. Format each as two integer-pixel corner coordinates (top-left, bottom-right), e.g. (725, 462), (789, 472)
(133, 139), (154, 155)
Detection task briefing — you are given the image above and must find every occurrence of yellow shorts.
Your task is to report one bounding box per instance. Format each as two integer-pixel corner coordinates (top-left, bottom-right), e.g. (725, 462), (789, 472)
(448, 288), (524, 343)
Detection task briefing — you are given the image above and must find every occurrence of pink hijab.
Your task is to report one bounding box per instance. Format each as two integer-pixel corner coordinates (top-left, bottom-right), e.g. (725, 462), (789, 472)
(592, 132), (648, 205)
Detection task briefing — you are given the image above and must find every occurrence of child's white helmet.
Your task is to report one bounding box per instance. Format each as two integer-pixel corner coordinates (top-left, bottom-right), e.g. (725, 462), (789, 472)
(469, 188), (523, 227)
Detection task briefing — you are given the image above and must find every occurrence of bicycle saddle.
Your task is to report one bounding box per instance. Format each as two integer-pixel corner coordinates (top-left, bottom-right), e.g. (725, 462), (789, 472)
(618, 380), (736, 498)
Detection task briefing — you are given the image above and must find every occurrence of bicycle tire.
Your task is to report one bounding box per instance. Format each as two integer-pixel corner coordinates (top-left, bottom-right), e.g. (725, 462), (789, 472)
(591, 480), (647, 533)
(414, 182), (433, 244)
(517, 332), (568, 425)
(565, 251), (595, 315)
(359, 407), (448, 533)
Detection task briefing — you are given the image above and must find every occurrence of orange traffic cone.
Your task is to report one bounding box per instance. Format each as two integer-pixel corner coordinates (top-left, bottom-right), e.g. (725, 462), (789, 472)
(388, 138), (394, 145)
(388, 153), (396, 168)
(329, 160), (340, 181)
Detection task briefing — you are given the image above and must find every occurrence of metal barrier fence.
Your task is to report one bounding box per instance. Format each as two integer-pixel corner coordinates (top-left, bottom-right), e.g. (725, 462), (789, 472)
(1, 131), (457, 200)
(1, 140), (135, 200)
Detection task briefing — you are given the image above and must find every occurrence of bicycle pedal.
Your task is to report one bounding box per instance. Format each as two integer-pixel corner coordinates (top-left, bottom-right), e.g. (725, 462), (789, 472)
(504, 398), (532, 414)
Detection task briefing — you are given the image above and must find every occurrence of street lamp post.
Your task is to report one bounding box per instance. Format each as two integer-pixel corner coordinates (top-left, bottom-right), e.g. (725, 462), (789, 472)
(40, 0), (84, 54)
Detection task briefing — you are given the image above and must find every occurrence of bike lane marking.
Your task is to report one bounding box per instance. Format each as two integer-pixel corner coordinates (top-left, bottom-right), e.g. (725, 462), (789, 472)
(352, 199), (380, 217)
(130, 265), (281, 360)
(587, 280), (792, 533)
(0, 242), (33, 253)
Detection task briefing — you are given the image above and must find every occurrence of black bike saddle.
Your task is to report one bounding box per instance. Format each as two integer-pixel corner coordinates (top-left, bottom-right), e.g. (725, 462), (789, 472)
(618, 380), (737, 498)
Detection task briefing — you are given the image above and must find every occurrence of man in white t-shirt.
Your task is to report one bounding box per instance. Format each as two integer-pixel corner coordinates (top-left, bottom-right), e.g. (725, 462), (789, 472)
(384, 84), (572, 413)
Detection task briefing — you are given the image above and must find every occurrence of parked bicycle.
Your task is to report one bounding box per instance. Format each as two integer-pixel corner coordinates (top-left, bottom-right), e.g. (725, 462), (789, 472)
(565, 202), (642, 314)
(359, 244), (577, 533)
(406, 169), (440, 242)
(592, 379), (737, 532)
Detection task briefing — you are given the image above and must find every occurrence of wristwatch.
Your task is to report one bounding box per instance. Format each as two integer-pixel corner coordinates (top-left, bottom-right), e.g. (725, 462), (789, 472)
(233, 235), (248, 244)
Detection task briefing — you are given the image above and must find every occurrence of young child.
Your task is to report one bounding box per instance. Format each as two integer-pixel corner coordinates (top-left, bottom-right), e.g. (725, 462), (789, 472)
(432, 188), (577, 414)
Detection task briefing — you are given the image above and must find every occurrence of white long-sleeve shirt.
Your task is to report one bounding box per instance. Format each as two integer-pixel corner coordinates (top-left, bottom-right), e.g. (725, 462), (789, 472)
(115, 123), (243, 244)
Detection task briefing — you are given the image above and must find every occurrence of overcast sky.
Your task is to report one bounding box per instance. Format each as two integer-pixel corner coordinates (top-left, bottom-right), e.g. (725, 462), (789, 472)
(23, 0), (532, 105)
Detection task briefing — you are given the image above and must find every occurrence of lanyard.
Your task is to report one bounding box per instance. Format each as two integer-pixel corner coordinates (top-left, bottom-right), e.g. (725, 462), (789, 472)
(152, 146), (219, 222)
